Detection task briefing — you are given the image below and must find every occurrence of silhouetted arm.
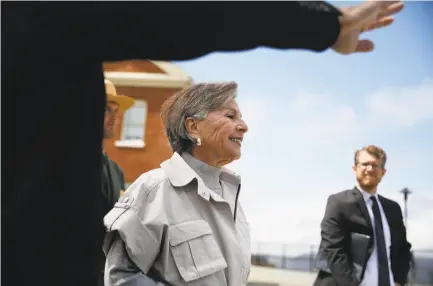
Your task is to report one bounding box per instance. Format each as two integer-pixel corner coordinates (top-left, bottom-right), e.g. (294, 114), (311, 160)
(87, 2), (342, 62)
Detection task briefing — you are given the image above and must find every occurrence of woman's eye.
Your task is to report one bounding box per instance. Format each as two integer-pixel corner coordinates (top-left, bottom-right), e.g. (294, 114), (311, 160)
(226, 114), (235, 119)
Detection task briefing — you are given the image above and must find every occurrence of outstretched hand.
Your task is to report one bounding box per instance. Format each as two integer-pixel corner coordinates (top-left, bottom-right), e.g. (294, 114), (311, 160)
(332, 1), (405, 54)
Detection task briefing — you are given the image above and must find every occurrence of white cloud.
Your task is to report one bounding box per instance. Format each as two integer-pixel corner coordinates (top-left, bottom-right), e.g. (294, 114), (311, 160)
(244, 193), (328, 256)
(407, 208), (433, 250)
(289, 91), (357, 144)
(268, 79), (433, 146)
(367, 78), (433, 128)
(227, 80), (433, 254)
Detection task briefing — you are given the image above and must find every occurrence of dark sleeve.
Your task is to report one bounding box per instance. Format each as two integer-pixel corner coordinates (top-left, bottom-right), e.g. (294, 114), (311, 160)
(87, 1), (342, 62)
(320, 195), (358, 286)
(120, 169), (126, 191)
(112, 162), (126, 191)
(392, 203), (412, 285)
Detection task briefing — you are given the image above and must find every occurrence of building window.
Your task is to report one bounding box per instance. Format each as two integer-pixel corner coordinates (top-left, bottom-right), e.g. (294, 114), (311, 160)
(115, 100), (147, 148)
(122, 99), (147, 141)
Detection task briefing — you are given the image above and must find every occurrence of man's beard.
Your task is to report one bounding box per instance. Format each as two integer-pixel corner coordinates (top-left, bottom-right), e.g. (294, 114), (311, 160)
(358, 175), (380, 191)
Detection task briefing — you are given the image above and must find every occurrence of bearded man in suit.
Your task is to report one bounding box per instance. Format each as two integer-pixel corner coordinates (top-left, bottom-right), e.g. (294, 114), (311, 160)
(314, 145), (412, 286)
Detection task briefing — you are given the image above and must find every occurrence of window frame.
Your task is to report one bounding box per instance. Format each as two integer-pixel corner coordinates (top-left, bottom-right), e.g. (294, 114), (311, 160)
(114, 99), (148, 149)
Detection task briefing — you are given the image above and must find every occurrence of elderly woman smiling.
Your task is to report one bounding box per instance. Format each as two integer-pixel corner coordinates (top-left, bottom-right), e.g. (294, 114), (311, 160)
(103, 82), (250, 286)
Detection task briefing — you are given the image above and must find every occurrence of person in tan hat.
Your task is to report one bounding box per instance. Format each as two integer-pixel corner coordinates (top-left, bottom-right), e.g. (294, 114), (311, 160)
(99, 79), (135, 286)
(103, 79), (135, 138)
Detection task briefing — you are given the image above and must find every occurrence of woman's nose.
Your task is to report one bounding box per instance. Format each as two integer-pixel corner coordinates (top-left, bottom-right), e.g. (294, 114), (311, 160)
(237, 120), (248, 133)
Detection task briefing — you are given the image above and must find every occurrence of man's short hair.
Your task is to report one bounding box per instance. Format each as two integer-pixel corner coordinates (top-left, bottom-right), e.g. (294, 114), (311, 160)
(354, 145), (387, 167)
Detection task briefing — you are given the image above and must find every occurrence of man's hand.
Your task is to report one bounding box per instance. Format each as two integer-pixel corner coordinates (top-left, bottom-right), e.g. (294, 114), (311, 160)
(395, 283), (401, 286)
(332, 1), (404, 54)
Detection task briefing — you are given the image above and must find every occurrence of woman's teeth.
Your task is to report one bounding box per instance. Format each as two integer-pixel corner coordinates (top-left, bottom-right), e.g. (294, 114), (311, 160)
(230, 138), (242, 145)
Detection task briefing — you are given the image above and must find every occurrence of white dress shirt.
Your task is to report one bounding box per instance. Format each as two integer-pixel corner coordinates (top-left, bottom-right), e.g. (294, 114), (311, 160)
(358, 187), (394, 286)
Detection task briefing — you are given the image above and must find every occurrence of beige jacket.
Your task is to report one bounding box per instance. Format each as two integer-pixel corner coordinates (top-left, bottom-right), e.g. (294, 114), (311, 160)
(103, 152), (251, 286)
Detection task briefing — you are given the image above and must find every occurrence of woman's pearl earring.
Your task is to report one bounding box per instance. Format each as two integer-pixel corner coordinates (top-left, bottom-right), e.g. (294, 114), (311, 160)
(197, 138), (202, 146)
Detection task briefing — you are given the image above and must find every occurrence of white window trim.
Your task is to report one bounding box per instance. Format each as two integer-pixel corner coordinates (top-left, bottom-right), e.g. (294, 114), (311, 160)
(115, 100), (147, 149)
(104, 71), (192, 88)
(114, 139), (146, 149)
(104, 61), (193, 89)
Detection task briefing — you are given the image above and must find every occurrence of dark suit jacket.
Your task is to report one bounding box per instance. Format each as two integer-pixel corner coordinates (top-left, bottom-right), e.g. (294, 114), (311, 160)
(99, 153), (125, 273)
(101, 153), (125, 212)
(314, 187), (412, 286)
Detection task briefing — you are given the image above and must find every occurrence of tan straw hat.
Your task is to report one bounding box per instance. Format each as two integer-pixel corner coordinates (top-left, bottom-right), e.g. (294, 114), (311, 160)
(105, 79), (135, 112)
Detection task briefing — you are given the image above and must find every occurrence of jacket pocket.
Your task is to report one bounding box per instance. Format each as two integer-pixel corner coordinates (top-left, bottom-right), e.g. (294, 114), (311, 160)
(168, 220), (227, 283)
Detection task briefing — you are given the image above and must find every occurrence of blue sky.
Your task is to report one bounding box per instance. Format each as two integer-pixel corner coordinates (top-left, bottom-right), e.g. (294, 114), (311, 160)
(174, 2), (433, 253)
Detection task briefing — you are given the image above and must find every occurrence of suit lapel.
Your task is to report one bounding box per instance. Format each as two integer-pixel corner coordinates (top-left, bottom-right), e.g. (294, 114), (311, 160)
(352, 187), (374, 232)
(378, 195), (393, 229)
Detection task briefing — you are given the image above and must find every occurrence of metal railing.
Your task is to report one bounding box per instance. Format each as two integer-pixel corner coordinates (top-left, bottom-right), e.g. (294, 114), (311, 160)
(251, 242), (319, 272)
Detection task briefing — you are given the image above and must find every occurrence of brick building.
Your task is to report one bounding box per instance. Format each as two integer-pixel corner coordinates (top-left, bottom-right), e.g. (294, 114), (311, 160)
(103, 60), (192, 186)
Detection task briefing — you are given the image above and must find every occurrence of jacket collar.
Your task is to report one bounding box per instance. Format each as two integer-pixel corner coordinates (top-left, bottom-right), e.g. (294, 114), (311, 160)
(160, 152), (241, 201)
(160, 152), (197, 187)
(354, 185), (384, 203)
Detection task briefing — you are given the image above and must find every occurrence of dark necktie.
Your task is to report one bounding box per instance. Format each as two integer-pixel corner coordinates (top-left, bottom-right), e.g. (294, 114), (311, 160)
(370, 196), (391, 286)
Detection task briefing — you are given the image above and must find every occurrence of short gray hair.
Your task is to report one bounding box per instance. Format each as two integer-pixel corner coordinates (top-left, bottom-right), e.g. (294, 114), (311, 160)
(161, 82), (238, 153)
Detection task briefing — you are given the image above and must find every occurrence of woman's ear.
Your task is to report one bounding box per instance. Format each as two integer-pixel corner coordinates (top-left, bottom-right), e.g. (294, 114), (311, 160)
(185, 117), (200, 138)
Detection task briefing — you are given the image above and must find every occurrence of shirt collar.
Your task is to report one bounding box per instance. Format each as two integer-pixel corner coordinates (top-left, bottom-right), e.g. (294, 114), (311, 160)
(356, 184), (378, 202)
